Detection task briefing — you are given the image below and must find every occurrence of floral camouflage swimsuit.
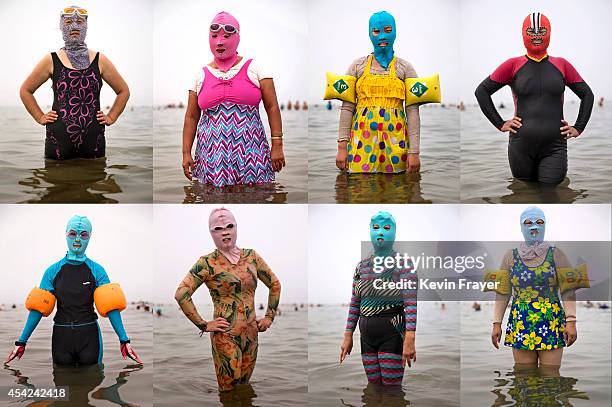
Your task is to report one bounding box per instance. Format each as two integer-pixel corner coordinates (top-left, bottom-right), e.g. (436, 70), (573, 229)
(178, 248), (280, 391)
(504, 247), (566, 350)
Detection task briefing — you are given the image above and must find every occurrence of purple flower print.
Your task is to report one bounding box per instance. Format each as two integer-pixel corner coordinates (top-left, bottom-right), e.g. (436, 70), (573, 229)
(68, 88), (95, 117)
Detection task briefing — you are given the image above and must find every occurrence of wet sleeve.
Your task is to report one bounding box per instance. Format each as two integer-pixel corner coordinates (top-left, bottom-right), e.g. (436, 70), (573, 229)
(253, 251), (281, 321)
(345, 263), (361, 332)
(402, 60), (421, 153)
(107, 310), (129, 342)
(338, 60), (360, 142)
(400, 262), (418, 332)
(17, 310), (43, 343)
(174, 257), (211, 327)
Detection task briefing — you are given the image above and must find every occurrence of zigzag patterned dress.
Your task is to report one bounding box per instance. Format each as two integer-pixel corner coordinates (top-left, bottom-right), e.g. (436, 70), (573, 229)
(193, 59), (275, 187)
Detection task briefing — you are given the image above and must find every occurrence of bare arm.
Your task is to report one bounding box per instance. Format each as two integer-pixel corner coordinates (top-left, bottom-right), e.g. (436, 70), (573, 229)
(98, 53), (130, 125)
(181, 91), (201, 180)
(260, 78), (285, 172)
(19, 54), (55, 125)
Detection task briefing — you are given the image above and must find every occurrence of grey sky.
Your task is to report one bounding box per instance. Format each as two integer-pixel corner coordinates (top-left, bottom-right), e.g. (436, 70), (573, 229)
(0, 205), (153, 303)
(154, 0), (308, 105)
(153, 204), (308, 305)
(308, 204), (611, 304)
(0, 0), (153, 106)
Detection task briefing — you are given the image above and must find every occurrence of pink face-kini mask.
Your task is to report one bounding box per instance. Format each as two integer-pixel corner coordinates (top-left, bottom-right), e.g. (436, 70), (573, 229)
(209, 11), (240, 72)
(209, 208), (241, 264)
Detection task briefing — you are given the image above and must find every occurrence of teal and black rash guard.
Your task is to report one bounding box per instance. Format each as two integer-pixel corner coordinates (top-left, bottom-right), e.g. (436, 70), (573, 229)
(17, 255), (128, 365)
(475, 55), (594, 185)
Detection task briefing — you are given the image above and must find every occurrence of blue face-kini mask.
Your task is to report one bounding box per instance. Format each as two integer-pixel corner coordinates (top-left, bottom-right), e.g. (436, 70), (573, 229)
(520, 206), (546, 246)
(369, 11), (396, 70)
(66, 215), (92, 262)
(370, 211), (396, 256)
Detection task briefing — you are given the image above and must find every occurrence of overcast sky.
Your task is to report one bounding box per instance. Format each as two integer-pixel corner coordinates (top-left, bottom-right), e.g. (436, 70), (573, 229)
(309, 204), (611, 304)
(0, 205), (153, 303)
(153, 204), (308, 305)
(154, 0), (308, 105)
(0, 0), (153, 106)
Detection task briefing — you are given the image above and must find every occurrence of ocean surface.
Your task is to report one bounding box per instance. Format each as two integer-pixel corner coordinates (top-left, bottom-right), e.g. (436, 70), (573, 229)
(153, 304), (308, 406)
(461, 104), (612, 203)
(0, 305), (153, 406)
(308, 105), (460, 203)
(309, 302), (460, 406)
(461, 301), (611, 406)
(0, 106), (153, 203)
(153, 108), (308, 203)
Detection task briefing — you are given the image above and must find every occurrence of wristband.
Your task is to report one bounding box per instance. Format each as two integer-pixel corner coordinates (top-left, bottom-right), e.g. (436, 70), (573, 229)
(15, 341), (26, 347)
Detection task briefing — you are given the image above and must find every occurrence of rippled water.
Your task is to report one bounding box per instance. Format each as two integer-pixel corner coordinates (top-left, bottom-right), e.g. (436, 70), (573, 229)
(461, 104), (612, 203)
(153, 304), (307, 406)
(0, 306), (153, 406)
(461, 302), (611, 406)
(308, 105), (460, 203)
(309, 302), (460, 406)
(0, 107), (153, 203)
(153, 108), (308, 203)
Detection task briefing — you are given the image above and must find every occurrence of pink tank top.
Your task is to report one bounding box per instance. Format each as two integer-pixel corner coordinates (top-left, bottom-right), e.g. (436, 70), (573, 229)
(198, 59), (262, 110)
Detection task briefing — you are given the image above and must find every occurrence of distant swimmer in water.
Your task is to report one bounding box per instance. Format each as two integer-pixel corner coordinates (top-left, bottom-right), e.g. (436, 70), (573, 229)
(5, 215), (142, 367)
(336, 11), (422, 174)
(326, 100), (333, 110)
(20, 6), (130, 160)
(475, 13), (594, 185)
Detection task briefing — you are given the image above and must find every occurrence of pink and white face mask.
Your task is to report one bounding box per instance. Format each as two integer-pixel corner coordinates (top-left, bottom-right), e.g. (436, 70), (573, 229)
(209, 208), (238, 256)
(209, 11), (240, 72)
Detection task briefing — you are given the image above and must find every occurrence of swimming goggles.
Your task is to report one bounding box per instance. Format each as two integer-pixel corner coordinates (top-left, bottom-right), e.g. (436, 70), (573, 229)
(66, 230), (90, 240)
(210, 23), (238, 34)
(61, 7), (88, 17)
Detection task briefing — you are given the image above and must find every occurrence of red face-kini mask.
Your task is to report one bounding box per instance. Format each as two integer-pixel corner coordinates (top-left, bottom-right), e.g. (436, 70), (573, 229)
(522, 12), (551, 61)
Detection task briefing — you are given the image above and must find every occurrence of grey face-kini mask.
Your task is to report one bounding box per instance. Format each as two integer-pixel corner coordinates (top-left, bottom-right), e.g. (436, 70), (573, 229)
(60, 8), (89, 69)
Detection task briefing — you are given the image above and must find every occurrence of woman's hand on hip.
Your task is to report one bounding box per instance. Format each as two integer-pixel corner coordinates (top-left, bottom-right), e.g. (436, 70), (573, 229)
(182, 153), (195, 180)
(407, 153), (420, 173)
(402, 331), (416, 367)
(500, 116), (522, 134)
(206, 317), (230, 332)
(491, 322), (502, 349)
(564, 321), (577, 346)
(257, 317), (273, 332)
(97, 110), (116, 126)
(560, 120), (580, 139)
(38, 110), (58, 125)
(340, 332), (353, 363)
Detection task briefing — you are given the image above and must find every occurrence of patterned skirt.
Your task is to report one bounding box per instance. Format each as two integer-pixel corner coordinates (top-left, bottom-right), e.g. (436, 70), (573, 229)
(347, 106), (408, 173)
(193, 102), (275, 187)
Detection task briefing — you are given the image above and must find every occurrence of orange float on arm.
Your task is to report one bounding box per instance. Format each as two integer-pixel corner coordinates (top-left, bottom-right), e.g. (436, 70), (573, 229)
(25, 287), (56, 317)
(93, 283), (127, 317)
